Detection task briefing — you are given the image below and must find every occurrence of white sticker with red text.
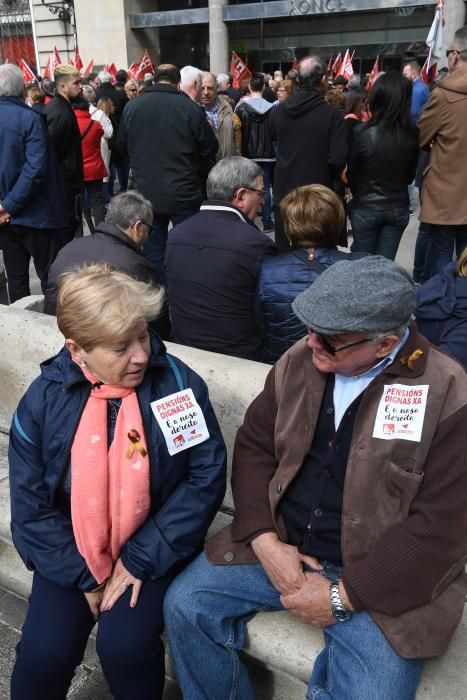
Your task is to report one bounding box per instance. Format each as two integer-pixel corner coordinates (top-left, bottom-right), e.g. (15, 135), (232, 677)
(372, 384), (429, 442)
(150, 388), (210, 455)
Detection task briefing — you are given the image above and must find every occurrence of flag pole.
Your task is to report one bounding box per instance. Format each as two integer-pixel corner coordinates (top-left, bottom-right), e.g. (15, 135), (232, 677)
(27, 0), (41, 75)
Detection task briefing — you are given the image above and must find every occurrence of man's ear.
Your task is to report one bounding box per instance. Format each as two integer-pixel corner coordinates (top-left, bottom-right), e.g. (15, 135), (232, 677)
(375, 335), (400, 359)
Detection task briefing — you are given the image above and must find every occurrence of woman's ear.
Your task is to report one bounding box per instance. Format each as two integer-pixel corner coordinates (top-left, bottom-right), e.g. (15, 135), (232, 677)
(66, 338), (85, 363)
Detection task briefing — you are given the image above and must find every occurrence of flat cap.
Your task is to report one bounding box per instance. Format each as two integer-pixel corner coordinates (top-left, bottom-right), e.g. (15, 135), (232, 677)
(292, 256), (416, 334)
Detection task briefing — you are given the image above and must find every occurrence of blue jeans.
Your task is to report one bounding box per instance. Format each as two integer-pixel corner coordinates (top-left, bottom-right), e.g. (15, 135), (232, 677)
(164, 552), (423, 700)
(426, 224), (467, 279)
(12, 571), (172, 700)
(412, 223), (431, 284)
(258, 161), (274, 226)
(350, 207), (410, 260)
(143, 211), (197, 285)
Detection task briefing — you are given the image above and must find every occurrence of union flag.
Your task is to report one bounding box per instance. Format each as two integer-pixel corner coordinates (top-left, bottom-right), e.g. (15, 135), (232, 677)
(229, 51), (251, 89)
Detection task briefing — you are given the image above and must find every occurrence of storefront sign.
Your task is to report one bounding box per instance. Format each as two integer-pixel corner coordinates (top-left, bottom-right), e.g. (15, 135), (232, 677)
(289, 0), (346, 15)
(130, 0), (429, 28)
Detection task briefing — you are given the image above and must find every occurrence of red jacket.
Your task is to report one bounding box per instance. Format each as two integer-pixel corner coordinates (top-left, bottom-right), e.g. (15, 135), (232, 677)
(74, 108), (107, 182)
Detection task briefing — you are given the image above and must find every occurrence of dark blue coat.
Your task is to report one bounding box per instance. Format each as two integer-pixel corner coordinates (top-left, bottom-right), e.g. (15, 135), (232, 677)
(415, 262), (467, 369)
(9, 335), (227, 591)
(0, 97), (67, 229)
(258, 247), (367, 363)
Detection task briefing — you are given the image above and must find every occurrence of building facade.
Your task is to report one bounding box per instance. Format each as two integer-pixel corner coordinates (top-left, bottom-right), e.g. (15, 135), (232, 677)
(9, 0), (465, 76)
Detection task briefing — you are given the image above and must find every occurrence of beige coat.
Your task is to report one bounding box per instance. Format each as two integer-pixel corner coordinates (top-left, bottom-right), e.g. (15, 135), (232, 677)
(213, 97), (238, 161)
(418, 63), (467, 225)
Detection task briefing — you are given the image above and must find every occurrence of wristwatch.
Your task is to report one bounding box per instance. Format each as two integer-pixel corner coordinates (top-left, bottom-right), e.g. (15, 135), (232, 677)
(329, 582), (352, 622)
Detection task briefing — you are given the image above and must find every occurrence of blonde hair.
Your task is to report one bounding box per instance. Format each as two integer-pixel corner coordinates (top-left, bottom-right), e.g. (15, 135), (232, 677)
(57, 263), (164, 351)
(280, 184), (345, 249)
(97, 96), (113, 115)
(456, 246), (467, 277)
(54, 64), (80, 82)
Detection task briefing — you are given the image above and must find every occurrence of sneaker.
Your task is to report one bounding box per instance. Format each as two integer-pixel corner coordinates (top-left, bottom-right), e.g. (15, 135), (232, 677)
(263, 221), (274, 233)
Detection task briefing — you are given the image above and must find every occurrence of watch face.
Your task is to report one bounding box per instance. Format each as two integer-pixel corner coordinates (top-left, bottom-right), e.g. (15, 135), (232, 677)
(332, 607), (352, 623)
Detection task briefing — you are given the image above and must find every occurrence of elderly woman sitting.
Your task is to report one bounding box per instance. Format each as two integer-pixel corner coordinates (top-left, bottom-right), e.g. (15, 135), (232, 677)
(9, 264), (226, 699)
(257, 184), (367, 363)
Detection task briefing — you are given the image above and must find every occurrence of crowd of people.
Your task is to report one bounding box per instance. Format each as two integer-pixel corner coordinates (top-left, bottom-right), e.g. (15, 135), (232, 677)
(2, 24), (467, 700)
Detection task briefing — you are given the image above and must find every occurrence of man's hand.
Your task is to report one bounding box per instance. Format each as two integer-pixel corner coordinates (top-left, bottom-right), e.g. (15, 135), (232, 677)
(280, 571), (336, 628)
(251, 532), (321, 596)
(84, 587), (105, 621)
(0, 204), (11, 225)
(100, 558), (143, 612)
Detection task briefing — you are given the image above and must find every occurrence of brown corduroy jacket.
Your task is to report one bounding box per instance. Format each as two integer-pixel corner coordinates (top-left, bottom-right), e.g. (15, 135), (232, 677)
(206, 328), (467, 659)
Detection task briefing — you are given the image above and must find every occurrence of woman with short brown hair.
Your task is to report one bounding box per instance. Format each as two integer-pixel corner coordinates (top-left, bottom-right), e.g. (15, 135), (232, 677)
(257, 184), (367, 363)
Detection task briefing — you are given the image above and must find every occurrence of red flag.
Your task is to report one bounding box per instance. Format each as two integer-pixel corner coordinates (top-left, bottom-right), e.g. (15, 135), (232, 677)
(127, 62), (138, 80)
(420, 52), (437, 86)
(134, 50), (154, 81)
(366, 56), (380, 92)
(81, 58), (94, 77)
(53, 46), (62, 65)
(105, 62), (118, 83)
(338, 49), (354, 80)
(43, 46), (62, 79)
(72, 47), (83, 71)
(331, 53), (342, 76)
(292, 57), (298, 72)
(229, 51), (251, 89)
(19, 59), (36, 84)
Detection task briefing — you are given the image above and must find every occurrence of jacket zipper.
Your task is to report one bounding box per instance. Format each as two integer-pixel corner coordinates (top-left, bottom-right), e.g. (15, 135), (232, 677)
(50, 385), (92, 503)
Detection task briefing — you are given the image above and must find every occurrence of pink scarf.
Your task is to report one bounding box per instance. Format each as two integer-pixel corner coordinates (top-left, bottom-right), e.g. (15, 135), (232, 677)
(70, 365), (150, 583)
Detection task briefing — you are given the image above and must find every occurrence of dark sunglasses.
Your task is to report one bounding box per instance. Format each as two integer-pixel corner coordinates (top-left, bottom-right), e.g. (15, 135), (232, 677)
(309, 330), (373, 356)
(446, 49), (459, 58)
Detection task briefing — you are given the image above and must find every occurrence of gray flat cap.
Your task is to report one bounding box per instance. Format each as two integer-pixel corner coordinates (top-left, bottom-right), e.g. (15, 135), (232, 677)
(292, 256), (416, 334)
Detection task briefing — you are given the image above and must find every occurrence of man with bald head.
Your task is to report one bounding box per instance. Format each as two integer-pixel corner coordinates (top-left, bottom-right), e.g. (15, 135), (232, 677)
(201, 71), (237, 160)
(269, 55), (347, 250)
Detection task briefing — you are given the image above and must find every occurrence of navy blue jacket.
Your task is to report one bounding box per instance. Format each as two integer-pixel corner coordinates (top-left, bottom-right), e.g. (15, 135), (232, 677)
(415, 262), (467, 369)
(0, 97), (67, 229)
(9, 335), (227, 591)
(258, 247), (367, 363)
(166, 202), (277, 361)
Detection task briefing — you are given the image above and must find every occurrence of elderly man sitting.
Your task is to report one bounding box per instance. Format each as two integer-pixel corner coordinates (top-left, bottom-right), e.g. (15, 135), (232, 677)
(44, 191), (157, 316)
(165, 156), (276, 361)
(165, 256), (467, 700)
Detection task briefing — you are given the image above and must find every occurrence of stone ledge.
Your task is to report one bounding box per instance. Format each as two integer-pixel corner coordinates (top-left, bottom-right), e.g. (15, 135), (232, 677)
(1, 306), (467, 698)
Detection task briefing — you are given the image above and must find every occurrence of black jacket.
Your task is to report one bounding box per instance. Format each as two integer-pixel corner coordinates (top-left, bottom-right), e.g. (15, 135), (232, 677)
(236, 101), (275, 160)
(348, 122), (419, 210)
(165, 201), (277, 361)
(118, 85), (218, 214)
(44, 94), (84, 189)
(269, 87), (347, 203)
(95, 83), (128, 122)
(44, 222), (158, 315)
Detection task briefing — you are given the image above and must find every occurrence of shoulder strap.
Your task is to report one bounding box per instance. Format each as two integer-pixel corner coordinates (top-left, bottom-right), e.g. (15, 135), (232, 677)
(80, 121), (94, 141)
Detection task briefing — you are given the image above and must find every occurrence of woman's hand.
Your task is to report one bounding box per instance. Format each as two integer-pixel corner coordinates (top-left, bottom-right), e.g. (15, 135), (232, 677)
(84, 587), (106, 621)
(100, 558), (143, 612)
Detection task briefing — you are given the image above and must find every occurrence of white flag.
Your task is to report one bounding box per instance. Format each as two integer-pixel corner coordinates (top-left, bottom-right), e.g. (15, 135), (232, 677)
(426, 0), (444, 60)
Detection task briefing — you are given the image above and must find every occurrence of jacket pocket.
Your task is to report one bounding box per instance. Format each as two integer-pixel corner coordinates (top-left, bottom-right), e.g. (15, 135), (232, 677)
(386, 461), (423, 520)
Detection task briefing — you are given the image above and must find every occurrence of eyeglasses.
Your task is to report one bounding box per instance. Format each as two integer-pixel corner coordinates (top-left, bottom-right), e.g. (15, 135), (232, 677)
(139, 220), (154, 232)
(244, 187), (264, 197)
(446, 49), (459, 58)
(309, 330), (373, 356)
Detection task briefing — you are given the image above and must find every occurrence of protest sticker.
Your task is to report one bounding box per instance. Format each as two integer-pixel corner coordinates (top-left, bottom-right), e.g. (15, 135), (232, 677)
(372, 384), (429, 442)
(150, 389), (210, 455)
